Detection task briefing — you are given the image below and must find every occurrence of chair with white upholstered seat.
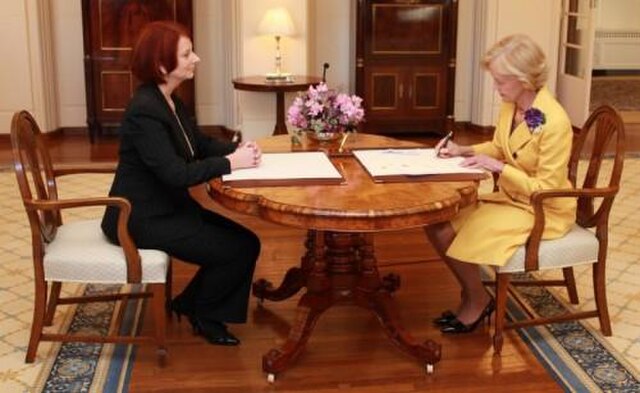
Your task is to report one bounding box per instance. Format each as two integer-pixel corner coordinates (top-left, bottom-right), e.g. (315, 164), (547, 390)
(490, 105), (626, 354)
(10, 110), (171, 365)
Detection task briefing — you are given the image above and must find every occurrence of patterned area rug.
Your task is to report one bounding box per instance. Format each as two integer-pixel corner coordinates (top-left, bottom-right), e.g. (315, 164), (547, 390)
(39, 284), (143, 393)
(0, 159), (639, 392)
(590, 77), (640, 112)
(490, 276), (640, 392)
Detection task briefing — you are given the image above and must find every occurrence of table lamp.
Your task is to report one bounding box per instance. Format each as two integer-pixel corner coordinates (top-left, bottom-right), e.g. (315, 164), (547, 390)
(258, 7), (296, 82)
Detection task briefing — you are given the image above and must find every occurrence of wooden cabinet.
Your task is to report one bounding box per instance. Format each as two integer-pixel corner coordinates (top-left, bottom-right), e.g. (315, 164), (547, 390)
(81, 0), (193, 142)
(356, 0), (458, 135)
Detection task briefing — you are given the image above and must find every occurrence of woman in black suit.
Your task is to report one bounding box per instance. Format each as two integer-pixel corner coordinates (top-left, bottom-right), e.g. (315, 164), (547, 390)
(101, 21), (261, 346)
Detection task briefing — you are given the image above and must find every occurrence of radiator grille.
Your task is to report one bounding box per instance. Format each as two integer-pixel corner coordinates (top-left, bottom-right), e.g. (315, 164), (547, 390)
(596, 30), (640, 40)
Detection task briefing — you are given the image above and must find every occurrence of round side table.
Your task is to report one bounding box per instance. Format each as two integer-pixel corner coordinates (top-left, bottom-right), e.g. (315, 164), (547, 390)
(232, 75), (323, 135)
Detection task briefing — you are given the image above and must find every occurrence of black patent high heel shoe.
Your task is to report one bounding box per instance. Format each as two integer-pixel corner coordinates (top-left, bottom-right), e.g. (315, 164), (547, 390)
(190, 317), (240, 346)
(440, 299), (495, 334)
(432, 310), (457, 326)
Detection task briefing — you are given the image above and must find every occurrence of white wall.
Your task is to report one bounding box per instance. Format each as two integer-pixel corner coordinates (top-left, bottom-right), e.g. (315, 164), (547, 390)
(309, 0), (353, 93)
(596, 0), (640, 30)
(454, 0), (475, 122)
(192, 0), (226, 126)
(0, 1), (55, 133)
(51, 1), (85, 128)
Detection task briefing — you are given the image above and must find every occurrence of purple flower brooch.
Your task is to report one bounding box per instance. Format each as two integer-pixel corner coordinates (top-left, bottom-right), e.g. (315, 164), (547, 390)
(524, 107), (546, 135)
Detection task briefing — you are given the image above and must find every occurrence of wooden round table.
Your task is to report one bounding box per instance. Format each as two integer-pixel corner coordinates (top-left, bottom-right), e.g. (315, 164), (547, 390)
(207, 134), (481, 381)
(232, 75), (323, 136)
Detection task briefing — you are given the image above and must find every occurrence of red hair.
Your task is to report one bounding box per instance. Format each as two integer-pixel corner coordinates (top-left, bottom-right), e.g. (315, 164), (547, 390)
(131, 21), (190, 84)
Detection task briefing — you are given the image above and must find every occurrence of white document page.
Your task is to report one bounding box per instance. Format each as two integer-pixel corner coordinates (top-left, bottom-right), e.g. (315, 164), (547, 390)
(222, 152), (342, 182)
(353, 148), (485, 177)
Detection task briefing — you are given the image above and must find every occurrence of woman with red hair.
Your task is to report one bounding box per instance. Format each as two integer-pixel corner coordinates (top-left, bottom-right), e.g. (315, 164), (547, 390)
(102, 21), (261, 346)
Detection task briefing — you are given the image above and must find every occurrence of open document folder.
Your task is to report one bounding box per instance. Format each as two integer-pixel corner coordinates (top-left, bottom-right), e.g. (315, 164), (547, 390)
(353, 148), (487, 182)
(222, 151), (343, 187)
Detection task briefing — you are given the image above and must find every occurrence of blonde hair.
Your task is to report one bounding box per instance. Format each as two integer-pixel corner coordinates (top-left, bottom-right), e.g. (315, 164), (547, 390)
(482, 34), (548, 90)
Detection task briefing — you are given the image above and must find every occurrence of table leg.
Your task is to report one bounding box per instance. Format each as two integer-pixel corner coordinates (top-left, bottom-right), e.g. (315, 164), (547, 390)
(252, 230), (317, 302)
(355, 233), (441, 369)
(273, 92), (288, 135)
(260, 230), (441, 379)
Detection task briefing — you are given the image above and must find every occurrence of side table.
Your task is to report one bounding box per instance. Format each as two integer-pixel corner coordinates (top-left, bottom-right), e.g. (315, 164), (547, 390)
(232, 75), (323, 135)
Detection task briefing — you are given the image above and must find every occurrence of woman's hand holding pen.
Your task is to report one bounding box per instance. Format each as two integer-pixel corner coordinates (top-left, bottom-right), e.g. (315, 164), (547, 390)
(435, 136), (472, 158)
(460, 154), (505, 173)
(227, 141), (262, 170)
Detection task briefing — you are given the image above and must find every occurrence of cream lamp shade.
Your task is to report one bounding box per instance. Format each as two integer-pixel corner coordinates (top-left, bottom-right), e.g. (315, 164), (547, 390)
(258, 7), (296, 37)
(258, 7), (296, 81)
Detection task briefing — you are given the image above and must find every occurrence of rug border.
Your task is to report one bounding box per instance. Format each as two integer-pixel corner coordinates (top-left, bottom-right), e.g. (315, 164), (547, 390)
(504, 280), (640, 392)
(32, 283), (86, 391)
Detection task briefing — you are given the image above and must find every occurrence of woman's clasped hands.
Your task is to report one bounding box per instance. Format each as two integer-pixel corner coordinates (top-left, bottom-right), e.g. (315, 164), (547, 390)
(227, 141), (262, 170)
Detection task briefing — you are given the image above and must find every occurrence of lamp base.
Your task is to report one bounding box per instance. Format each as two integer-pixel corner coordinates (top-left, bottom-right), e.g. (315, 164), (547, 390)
(265, 72), (293, 82)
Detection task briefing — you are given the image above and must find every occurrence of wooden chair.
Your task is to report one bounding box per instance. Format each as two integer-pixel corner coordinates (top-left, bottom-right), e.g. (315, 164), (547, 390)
(490, 105), (625, 354)
(10, 110), (171, 365)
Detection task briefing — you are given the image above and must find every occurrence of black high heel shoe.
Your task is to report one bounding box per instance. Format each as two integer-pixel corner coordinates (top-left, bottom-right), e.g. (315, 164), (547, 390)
(440, 299), (495, 334)
(190, 317), (240, 346)
(432, 310), (457, 326)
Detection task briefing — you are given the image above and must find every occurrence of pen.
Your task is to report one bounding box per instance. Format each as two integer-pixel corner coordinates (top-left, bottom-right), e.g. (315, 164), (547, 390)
(382, 149), (421, 155)
(231, 130), (241, 143)
(338, 132), (349, 153)
(435, 131), (453, 157)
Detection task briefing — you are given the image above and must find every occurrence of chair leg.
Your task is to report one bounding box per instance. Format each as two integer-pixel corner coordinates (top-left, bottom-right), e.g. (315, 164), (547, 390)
(593, 261), (612, 336)
(493, 273), (511, 355)
(150, 283), (168, 366)
(26, 279), (47, 363)
(165, 259), (173, 318)
(44, 281), (62, 326)
(562, 267), (579, 304)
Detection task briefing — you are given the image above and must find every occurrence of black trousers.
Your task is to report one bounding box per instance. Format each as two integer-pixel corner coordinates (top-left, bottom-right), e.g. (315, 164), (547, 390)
(160, 210), (260, 323)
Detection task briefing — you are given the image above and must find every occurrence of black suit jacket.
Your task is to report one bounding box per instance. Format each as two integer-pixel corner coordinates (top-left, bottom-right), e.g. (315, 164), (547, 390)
(101, 83), (237, 246)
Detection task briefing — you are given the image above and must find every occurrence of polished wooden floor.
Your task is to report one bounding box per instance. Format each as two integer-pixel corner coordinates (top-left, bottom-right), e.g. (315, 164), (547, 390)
(1, 130), (564, 392)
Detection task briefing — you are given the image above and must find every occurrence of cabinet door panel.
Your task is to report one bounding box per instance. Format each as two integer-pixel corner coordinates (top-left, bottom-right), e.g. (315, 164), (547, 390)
(370, 72), (400, 112)
(101, 71), (133, 111)
(411, 69), (447, 118)
(372, 4), (443, 54)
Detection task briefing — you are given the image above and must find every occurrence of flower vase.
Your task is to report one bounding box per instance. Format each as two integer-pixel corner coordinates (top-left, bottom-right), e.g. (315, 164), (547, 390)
(306, 130), (341, 145)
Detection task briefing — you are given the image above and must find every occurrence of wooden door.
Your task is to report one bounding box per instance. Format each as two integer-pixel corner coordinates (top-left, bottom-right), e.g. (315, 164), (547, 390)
(82, 0), (193, 142)
(356, 0), (457, 135)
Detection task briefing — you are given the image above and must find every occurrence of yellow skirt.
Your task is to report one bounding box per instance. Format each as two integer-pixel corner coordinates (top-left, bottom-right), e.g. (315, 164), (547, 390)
(446, 201), (571, 266)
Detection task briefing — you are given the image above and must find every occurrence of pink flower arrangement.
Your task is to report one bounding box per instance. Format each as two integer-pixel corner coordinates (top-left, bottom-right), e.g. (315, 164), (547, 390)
(287, 82), (364, 134)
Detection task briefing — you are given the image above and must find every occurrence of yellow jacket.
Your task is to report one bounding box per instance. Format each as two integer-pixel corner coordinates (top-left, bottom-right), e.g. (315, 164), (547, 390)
(475, 87), (576, 227)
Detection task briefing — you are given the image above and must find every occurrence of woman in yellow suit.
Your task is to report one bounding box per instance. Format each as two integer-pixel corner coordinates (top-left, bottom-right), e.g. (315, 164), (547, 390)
(426, 34), (576, 333)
